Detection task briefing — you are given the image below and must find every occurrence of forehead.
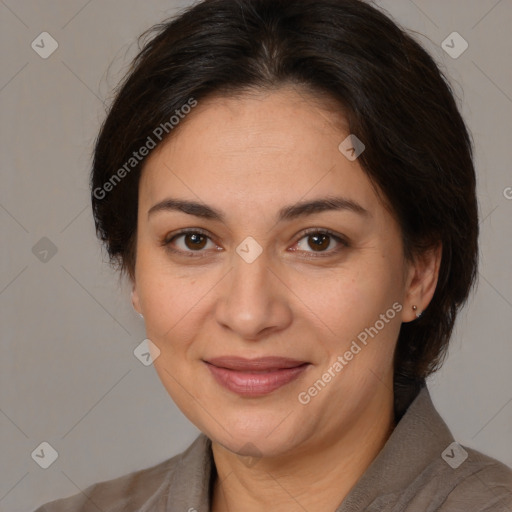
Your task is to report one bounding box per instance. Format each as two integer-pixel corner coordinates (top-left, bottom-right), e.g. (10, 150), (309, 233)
(139, 86), (381, 219)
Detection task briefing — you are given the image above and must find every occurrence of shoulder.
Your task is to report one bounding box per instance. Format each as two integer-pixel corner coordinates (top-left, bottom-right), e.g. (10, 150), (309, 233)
(400, 388), (512, 511)
(388, 439), (512, 511)
(349, 386), (512, 512)
(32, 440), (194, 512)
(401, 386), (512, 511)
(431, 445), (512, 512)
(365, 440), (512, 512)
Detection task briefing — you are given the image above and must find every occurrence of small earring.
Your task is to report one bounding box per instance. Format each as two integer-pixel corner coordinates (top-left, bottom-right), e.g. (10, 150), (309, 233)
(412, 305), (422, 318)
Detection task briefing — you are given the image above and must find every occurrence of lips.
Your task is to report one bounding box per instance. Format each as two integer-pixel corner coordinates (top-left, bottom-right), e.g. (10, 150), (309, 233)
(204, 356), (310, 396)
(206, 356), (308, 371)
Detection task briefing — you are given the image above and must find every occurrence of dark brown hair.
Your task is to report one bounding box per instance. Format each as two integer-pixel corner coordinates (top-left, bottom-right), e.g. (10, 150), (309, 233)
(91, 0), (479, 394)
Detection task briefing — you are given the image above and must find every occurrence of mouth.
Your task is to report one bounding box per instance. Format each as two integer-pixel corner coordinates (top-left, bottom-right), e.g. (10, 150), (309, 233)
(203, 356), (311, 396)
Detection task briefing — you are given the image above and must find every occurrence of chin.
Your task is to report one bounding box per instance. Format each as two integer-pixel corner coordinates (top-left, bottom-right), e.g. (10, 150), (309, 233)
(216, 431), (296, 460)
(205, 411), (304, 459)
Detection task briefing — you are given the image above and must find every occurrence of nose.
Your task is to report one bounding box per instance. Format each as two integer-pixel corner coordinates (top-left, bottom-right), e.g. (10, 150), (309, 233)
(214, 246), (293, 341)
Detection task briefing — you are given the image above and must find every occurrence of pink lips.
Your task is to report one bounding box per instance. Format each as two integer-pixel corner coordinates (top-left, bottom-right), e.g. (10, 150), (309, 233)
(204, 356), (310, 397)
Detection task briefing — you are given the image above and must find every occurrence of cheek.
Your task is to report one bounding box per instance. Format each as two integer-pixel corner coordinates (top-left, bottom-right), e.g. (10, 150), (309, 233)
(289, 266), (386, 329)
(135, 246), (213, 338)
(291, 259), (403, 360)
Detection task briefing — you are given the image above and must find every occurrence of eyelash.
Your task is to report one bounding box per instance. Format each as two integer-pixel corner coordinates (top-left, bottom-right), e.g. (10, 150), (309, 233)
(161, 228), (349, 259)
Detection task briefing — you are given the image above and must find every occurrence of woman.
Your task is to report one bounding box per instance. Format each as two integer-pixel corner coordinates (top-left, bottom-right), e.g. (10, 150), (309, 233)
(36, 0), (512, 510)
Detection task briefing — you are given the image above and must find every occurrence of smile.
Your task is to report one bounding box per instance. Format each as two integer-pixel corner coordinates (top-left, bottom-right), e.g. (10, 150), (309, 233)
(204, 356), (311, 397)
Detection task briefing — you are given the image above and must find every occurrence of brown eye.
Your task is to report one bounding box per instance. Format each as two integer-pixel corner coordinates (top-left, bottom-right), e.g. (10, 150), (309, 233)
(183, 232), (208, 250)
(163, 229), (217, 256)
(307, 233), (331, 252)
(293, 230), (348, 256)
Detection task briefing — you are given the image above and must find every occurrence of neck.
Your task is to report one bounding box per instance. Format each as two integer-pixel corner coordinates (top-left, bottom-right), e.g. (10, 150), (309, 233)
(210, 387), (395, 512)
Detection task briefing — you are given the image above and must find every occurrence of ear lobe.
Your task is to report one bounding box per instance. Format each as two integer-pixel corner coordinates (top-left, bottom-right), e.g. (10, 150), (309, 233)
(131, 286), (142, 315)
(402, 243), (442, 322)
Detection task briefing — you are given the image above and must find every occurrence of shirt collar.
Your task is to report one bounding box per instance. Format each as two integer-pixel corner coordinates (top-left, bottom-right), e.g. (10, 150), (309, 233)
(336, 385), (454, 511)
(163, 433), (214, 511)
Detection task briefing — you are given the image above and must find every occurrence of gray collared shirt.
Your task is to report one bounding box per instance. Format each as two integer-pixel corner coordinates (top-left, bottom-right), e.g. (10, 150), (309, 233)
(35, 386), (512, 511)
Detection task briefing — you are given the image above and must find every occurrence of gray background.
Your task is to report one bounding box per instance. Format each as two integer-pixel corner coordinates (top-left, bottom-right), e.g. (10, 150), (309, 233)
(1, 1), (511, 510)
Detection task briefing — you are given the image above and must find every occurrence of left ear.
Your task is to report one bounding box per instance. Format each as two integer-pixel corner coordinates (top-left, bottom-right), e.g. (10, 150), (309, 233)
(401, 242), (442, 323)
(131, 281), (142, 316)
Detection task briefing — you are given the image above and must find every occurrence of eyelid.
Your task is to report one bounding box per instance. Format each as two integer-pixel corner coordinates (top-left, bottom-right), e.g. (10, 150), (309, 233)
(161, 227), (349, 257)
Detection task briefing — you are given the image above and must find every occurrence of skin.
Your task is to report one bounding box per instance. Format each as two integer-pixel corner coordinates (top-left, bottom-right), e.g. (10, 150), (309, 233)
(131, 85), (441, 512)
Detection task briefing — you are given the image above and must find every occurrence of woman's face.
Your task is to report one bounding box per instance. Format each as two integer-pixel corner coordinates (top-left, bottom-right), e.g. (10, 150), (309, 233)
(132, 86), (419, 458)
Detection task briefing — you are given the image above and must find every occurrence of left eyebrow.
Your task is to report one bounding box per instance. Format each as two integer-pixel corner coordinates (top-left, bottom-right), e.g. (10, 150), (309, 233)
(147, 195), (370, 222)
(278, 196), (370, 221)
